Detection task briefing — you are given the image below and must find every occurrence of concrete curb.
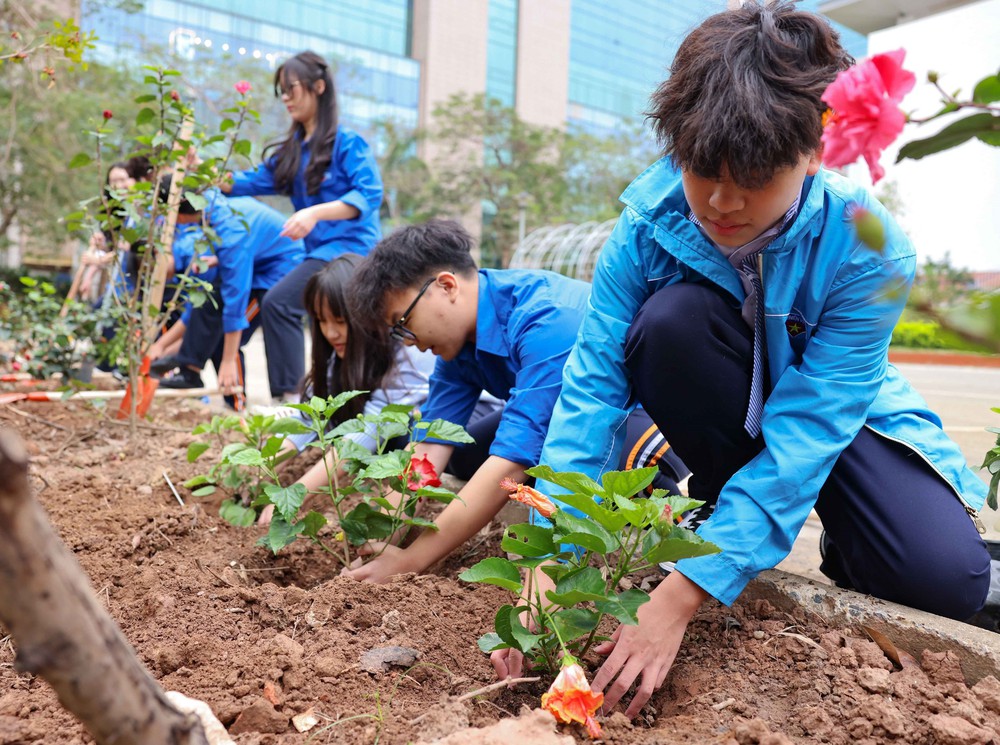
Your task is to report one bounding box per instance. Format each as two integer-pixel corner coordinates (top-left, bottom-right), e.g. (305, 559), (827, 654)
(743, 569), (1000, 685)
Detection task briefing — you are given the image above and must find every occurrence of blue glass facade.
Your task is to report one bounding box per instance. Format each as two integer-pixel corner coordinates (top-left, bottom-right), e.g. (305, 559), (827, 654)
(486, 0), (518, 107)
(85, 0), (419, 134)
(567, 0), (868, 136)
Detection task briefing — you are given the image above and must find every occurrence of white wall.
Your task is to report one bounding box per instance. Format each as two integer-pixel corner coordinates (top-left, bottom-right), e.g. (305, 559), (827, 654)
(857, 0), (1000, 271)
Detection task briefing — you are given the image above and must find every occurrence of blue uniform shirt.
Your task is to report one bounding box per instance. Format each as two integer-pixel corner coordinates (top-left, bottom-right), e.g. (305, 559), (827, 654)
(228, 126), (383, 261)
(418, 269), (591, 467)
(190, 193), (304, 334)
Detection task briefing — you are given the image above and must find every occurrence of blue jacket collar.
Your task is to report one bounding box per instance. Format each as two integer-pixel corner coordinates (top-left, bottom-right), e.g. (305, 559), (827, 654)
(474, 269), (509, 357)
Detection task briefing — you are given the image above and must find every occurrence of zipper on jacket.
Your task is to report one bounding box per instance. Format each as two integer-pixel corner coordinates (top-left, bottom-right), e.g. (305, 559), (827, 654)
(863, 424), (985, 533)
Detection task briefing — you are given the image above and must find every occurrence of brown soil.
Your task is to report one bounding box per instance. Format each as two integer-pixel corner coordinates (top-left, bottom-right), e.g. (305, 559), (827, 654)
(1, 400), (999, 745)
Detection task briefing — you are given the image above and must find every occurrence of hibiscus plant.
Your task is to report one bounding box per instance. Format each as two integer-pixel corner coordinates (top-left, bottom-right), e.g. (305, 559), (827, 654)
(188, 392), (471, 568)
(460, 464), (719, 735)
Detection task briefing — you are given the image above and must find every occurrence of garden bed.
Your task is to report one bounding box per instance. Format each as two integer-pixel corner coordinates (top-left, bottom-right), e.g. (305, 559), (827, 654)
(0, 400), (998, 744)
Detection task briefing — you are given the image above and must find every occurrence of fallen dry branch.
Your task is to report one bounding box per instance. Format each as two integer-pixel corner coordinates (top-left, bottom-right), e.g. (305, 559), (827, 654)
(0, 427), (210, 745)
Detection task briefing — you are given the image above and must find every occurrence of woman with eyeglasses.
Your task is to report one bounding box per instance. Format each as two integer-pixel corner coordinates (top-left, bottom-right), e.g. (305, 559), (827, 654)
(222, 49), (383, 403)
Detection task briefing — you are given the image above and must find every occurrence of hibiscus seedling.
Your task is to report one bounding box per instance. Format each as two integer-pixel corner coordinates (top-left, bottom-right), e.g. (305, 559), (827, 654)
(460, 464), (720, 737)
(194, 392), (472, 568)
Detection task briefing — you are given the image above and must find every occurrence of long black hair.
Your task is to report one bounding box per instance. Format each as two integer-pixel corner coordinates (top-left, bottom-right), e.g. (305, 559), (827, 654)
(263, 50), (339, 196)
(302, 254), (395, 425)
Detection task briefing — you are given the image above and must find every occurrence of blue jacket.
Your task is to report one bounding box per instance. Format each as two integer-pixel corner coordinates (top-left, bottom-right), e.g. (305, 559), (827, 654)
(537, 159), (987, 606)
(419, 269), (591, 467)
(198, 194), (304, 334)
(228, 126), (383, 261)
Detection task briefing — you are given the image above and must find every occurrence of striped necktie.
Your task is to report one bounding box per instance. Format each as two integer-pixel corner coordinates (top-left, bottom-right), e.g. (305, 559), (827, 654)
(689, 198), (800, 437)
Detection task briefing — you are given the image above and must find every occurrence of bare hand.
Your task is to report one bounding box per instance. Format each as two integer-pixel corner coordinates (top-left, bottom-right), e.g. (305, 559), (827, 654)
(591, 572), (707, 718)
(217, 359), (241, 394)
(341, 542), (412, 583)
(257, 503), (275, 526)
(280, 208), (318, 240)
(491, 647), (526, 681)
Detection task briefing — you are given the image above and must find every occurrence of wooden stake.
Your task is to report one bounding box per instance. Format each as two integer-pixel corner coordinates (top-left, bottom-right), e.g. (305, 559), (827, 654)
(0, 428), (209, 745)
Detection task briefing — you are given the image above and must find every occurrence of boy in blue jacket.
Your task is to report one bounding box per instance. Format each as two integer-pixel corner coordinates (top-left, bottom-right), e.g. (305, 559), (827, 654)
(493, 0), (995, 716)
(339, 220), (688, 583)
(154, 189), (304, 403)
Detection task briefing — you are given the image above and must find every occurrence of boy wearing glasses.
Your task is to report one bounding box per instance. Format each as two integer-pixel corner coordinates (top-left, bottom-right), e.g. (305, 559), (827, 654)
(341, 219), (688, 582)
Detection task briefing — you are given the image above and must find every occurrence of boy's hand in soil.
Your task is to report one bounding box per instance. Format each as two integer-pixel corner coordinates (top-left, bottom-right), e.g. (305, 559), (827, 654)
(592, 571), (708, 718)
(491, 566), (556, 682)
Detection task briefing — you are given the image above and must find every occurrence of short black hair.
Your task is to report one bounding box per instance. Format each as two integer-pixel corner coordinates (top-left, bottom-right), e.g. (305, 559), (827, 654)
(648, 0), (852, 188)
(156, 173), (199, 214)
(348, 219), (478, 327)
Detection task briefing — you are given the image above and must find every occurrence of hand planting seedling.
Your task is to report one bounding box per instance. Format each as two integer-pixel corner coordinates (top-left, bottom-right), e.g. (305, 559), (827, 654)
(187, 392), (471, 568)
(460, 465), (720, 738)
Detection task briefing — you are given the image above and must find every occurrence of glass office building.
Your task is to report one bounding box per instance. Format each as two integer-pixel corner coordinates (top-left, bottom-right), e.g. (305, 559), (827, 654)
(84, 0), (420, 135)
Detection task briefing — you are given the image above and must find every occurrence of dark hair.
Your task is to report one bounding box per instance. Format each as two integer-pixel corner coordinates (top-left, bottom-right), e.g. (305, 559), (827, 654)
(125, 155), (153, 182)
(347, 219), (478, 327)
(263, 50), (338, 196)
(648, 0), (852, 188)
(302, 254), (395, 424)
(156, 173), (200, 214)
(105, 161), (130, 186)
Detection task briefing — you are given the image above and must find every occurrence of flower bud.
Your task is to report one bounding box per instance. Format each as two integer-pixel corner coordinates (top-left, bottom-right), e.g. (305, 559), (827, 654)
(927, 71), (939, 84)
(102, 109), (113, 120)
(851, 206), (886, 251)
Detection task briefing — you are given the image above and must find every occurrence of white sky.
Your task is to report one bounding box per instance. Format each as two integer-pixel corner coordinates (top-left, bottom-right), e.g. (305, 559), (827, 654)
(852, 0), (1000, 271)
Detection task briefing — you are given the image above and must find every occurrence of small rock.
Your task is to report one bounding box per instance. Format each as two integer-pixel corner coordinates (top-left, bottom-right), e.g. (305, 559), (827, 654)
(927, 714), (994, 745)
(360, 645), (420, 674)
(228, 697), (288, 735)
(381, 609), (405, 634)
(137, 485), (153, 497)
(313, 655), (345, 677)
(856, 667), (891, 693)
(921, 650), (967, 687)
(971, 675), (1000, 714)
(272, 633), (304, 659)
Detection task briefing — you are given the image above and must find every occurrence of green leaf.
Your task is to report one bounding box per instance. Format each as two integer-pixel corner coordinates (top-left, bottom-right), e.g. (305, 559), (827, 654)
(184, 191), (208, 211)
(611, 493), (648, 526)
(219, 117), (236, 132)
(183, 474), (211, 488)
(258, 515), (304, 553)
(973, 74), (1000, 104)
(359, 450), (409, 480)
(664, 495), (706, 517)
(493, 604), (518, 648)
(415, 485), (458, 503)
(226, 448), (264, 467)
(186, 441), (210, 462)
(507, 606), (542, 653)
(134, 93), (157, 103)
(233, 139), (252, 159)
(191, 485), (216, 497)
(601, 467), (658, 499)
(458, 557), (523, 592)
(328, 418), (366, 437)
(642, 527), (721, 564)
(546, 491), (627, 532)
(135, 107), (155, 127)
(540, 563), (571, 586)
(68, 153), (92, 169)
(527, 465), (604, 496)
(300, 510), (327, 538)
(594, 588), (650, 626)
(553, 510), (619, 553)
(422, 419), (475, 444)
(260, 435), (284, 460)
(219, 498), (256, 528)
(546, 566), (608, 606)
(265, 482), (307, 521)
(896, 113), (1000, 162)
(399, 515), (438, 531)
(477, 633), (508, 653)
(548, 608), (600, 643)
(340, 502), (395, 545)
(501, 523), (556, 558)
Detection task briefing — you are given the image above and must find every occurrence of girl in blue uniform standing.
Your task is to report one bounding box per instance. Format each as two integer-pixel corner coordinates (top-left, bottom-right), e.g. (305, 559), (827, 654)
(222, 50), (384, 401)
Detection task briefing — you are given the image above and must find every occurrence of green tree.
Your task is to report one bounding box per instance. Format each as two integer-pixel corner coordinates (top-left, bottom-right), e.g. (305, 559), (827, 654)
(424, 93), (569, 267)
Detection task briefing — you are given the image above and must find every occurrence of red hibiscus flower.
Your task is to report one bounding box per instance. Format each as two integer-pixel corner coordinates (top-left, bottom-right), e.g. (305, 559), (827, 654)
(541, 659), (604, 738)
(821, 48), (916, 184)
(407, 454), (441, 490)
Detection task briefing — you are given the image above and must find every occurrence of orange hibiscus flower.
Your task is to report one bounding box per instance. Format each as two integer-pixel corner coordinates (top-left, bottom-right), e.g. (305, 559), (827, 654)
(499, 478), (557, 518)
(541, 660), (603, 738)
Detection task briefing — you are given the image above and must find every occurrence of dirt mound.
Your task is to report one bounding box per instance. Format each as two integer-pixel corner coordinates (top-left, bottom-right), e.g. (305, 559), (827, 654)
(0, 400), (997, 744)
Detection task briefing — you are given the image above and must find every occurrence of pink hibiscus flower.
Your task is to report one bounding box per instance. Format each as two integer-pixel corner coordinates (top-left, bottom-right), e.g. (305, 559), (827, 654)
(821, 49), (916, 184)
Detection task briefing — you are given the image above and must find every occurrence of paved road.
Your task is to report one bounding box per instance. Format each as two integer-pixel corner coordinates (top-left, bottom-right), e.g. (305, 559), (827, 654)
(220, 335), (1000, 575)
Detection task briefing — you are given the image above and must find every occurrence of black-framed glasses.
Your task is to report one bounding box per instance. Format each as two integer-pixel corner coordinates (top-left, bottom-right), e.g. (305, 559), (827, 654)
(390, 277), (435, 342)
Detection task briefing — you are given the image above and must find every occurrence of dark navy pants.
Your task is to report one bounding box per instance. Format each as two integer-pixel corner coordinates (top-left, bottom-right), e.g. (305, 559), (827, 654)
(446, 404), (690, 497)
(175, 285), (266, 405)
(623, 282), (990, 620)
(261, 257), (327, 398)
